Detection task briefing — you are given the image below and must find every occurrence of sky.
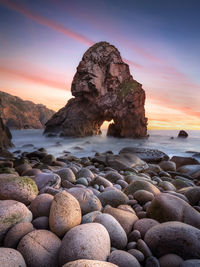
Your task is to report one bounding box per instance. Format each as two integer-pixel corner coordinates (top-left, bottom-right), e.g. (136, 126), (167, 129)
(0, 0), (200, 130)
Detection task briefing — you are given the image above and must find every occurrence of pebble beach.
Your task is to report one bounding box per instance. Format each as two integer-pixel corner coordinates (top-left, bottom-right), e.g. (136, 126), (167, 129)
(0, 145), (200, 267)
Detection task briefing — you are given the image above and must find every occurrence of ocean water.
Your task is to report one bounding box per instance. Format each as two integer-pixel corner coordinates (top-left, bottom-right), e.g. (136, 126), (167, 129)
(9, 129), (200, 160)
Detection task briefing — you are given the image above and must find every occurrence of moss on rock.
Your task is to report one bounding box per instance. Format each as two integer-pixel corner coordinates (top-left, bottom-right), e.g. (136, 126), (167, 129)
(119, 80), (141, 99)
(0, 167), (15, 174)
(18, 177), (38, 195)
(1, 213), (22, 226)
(0, 176), (38, 204)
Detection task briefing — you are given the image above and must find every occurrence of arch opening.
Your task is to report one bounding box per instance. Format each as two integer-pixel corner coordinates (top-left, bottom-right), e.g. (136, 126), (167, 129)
(100, 119), (114, 135)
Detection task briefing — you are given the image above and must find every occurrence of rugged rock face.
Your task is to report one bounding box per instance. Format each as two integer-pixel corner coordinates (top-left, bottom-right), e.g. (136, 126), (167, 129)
(0, 91), (55, 129)
(0, 118), (13, 150)
(45, 42), (147, 137)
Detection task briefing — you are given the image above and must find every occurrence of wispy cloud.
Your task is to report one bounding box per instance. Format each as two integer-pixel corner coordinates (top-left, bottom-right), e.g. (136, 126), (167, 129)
(0, 66), (68, 90)
(0, 0), (94, 46)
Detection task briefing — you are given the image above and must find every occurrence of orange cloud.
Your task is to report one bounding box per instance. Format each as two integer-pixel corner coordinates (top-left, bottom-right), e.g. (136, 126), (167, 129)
(0, 0), (94, 46)
(0, 66), (69, 90)
(146, 96), (200, 123)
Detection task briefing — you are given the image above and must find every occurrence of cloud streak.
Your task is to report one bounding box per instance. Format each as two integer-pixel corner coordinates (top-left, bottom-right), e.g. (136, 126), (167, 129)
(0, 0), (94, 46)
(0, 66), (68, 90)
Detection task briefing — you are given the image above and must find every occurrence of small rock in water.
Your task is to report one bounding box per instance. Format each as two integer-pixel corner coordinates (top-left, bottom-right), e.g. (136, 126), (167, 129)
(178, 130), (188, 138)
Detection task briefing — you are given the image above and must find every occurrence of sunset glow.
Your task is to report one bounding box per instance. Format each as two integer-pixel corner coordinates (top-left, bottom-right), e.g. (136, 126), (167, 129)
(1, 0), (200, 129)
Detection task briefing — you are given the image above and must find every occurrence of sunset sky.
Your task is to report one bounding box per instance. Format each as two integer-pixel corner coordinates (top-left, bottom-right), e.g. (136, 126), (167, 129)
(0, 0), (200, 129)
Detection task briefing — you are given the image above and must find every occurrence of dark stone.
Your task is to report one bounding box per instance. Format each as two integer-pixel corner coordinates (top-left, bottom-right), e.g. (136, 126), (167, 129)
(178, 130), (188, 138)
(119, 147), (169, 163)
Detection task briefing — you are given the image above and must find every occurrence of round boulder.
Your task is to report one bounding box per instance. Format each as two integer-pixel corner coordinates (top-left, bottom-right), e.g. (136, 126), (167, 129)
(144, 221), (200, 259)
(82, 211), (102, 224)
(123, 180), (160, 196)
(32, 216), (49, 229)
(0, 175), (38, 205)
(184, 187), (200, 205)
(55, 168), (76, 184)
(76, 168), (94, 179)
(108, 250), (140, 267)
(15, 163), (32, 175)
(49, 191), (81, 237)
(4, 222), (34, 248)
(133, 190), (154, 204)
(0, 200), (32, 244)
(98, 190), (129, 207)
(105, 171), (124, 183)
(17, 230), (61, 267)
(94, 213), (127, 249)
(34, 173), (61, 191)
(133, 218), (159, 238)
(67, 187), (102, 215)
(158, 181), (176, 191)
(104, 205), (138, 234)
(0, 247), (26, 267)
(159, 161), (176, 171)
(63, 260), (118, 267)
(159, 254), (184, 267)
(30, 193), (53, 218)
(146, 193), (200, 229)
(90, 176), (113, 188)
(58, 223), (110, 266)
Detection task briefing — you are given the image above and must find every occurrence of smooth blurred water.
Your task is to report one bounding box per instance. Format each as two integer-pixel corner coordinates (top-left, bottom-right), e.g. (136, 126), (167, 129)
(10, 129), (200, 159)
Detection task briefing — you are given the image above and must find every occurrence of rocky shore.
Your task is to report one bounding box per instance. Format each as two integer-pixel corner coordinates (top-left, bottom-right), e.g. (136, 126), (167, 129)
(0, 146), (200, 267)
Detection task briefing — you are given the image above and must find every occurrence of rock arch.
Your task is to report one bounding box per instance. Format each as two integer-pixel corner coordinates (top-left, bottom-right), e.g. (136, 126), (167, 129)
(44, 42), (147, 138)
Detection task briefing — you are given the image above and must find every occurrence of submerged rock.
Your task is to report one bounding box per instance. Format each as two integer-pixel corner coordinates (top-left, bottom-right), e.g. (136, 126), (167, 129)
(178, 130), (188, 138)
(45, 42), (147, 138)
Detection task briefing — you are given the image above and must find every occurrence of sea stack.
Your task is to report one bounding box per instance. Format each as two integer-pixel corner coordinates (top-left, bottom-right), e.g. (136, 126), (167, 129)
(45, 42), (147, 137)
(0, 118), (13, 150)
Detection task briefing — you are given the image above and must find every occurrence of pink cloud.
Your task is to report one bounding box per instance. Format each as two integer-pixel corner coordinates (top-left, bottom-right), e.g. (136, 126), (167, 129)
(0, 0), (94, 46)
(0, 66), (69, 90)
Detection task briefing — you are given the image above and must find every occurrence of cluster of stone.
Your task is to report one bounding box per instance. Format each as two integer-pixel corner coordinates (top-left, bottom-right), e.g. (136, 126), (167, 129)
(0, 145), (200, 266)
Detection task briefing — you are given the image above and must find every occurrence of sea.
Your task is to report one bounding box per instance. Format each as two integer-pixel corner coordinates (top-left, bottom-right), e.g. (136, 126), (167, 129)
(9, 129), (200, 160)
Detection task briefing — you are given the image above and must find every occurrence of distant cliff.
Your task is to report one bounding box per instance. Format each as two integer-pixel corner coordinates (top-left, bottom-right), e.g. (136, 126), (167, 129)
(0, 91), (55, 129)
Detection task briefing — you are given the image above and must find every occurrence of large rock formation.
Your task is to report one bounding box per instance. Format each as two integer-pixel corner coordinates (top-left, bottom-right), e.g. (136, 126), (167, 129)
(45, 42), (147, 137)
(0, 118), (13, 150)
(0, 91), (55, 129)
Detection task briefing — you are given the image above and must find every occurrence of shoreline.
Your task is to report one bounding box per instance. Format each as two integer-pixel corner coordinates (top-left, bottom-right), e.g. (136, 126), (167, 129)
(9, 129), (200, 160)
(0, 146), (200, 266)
